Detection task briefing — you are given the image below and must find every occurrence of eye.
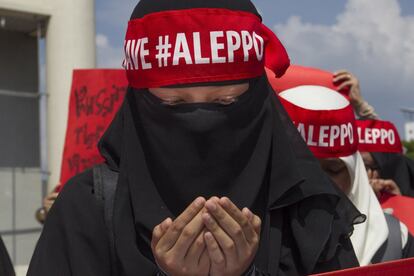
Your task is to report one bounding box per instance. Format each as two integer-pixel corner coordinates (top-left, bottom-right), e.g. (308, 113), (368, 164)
(214, 96), (238, 105)
(162, 99), (186, 106)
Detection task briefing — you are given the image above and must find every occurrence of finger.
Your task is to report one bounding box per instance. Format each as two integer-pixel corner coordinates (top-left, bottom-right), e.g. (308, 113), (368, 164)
(243, 208), (261, 236)
(383, 180), (401, 195)
(202, 212), (239, 261)
(242, 207), (253, 221)
(185, 231), (206, 264)
(160, 217), (172, 233)
(158, 197), (205, 252)
(206, 199), (250, 248)
(373, 170), (380, 179)
(337, 80), (355, 91)
(172, 210), (205, 259)
(204, 231), (226, 269)
(251, 213), (262, 237)
(198, 249), (210, 270)
(218, 197), (256, 244)
(152, 222), (166, 251)
(333, 70), (350, 76)
(367, 169), (372, 179)
(333, 74), (352, 83)
(50, 193), (59, 199)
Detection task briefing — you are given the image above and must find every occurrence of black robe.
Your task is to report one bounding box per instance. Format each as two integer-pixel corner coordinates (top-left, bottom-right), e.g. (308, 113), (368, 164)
(371, 153), (414, 197)
(29, 76), (361, 275)
(0, 235), (14, 276)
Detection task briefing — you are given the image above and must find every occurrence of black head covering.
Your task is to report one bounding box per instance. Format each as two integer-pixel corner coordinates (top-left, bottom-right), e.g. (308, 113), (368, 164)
(130, 0), (261, 20)
(371, 152), (414, 197)
(98, 0), (362, 274)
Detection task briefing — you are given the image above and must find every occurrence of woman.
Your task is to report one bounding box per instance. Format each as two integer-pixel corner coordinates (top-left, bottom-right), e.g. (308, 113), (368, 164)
(279, 84), (414, 265)
(28, 1), (361, 275)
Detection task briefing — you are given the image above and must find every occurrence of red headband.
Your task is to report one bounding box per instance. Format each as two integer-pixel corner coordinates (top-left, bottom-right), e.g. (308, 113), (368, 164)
(279, 96), (358, 158)
(357, 120), (403, 153)
(123, 8), (290, 88)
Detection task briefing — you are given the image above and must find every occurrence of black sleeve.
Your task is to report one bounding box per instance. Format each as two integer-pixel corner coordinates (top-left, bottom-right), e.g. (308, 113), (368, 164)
(402, 233), (414, 258)
(27, 169), (112, 276)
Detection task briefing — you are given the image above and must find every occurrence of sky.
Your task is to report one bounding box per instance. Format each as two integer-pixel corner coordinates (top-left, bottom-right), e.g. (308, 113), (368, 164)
(95, 0), (414, 136)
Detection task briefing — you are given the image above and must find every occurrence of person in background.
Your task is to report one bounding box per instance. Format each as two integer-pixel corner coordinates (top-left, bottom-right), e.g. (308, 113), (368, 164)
(362, 151), (414, 197)
(35, 188), (59, 224)
(0, 235), (15, 276)
(279, 85), (414, 265)
(333, 70), (414, 197)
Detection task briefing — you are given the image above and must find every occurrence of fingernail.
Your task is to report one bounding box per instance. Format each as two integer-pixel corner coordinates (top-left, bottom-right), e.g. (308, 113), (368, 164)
(204, 231), (213, 240)
(194, 197), (205, 207)
(219, 197), (229, 206)
(206, 200), (216, 211)
(203, 213), (212, 224)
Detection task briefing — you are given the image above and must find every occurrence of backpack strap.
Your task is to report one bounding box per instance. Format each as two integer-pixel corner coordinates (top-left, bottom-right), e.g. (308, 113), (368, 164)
(371, 213), (403, 264)
(93, 163), (119, 275)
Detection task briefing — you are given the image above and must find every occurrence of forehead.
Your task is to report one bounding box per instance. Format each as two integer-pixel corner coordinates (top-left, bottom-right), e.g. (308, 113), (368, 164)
(150, 83), (249, 96)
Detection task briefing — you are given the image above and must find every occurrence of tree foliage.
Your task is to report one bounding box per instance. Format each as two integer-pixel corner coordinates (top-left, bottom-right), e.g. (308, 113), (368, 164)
(403, 141), (414, 160)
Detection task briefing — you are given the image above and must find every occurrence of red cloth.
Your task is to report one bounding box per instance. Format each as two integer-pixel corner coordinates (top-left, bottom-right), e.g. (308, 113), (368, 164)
(266, 65), (349, 96)
(357, 120), (403, 154)
(124, 8), (290, 88)
(312, 258), (414, 276)
(58, 69), (127, 191)
(381, 194), (414, 235)
(278, 92), (358, 159)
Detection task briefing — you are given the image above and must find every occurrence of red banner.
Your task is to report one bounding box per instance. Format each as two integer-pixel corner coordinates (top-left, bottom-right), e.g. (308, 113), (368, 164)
(381, 194), (414, 235)
(58, 69), (128, 191)
(357, 120), (403, 154)
(312, 257), (414, 276)
(266, 65), (349, 96)
(124, 8), (290, 88)
(279, 94), (358, 158)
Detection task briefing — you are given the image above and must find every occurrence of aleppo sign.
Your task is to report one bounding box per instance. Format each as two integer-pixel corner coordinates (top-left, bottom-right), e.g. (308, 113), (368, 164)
(312, 257), (414, 276)
(59, 69), (127, 190)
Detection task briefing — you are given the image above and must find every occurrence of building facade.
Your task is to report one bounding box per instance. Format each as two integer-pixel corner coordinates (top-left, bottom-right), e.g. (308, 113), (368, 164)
(0, 0), (95, 273)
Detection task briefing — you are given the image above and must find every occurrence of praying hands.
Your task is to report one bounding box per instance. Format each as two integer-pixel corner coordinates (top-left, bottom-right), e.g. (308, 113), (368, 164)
(151, 197), (261, 276)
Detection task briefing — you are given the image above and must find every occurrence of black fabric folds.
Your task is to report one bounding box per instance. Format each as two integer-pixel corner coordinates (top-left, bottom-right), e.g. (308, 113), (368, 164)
(98, 75), (363, 275)
(371, 152), (414, 197)
(0, 235), (15, 276)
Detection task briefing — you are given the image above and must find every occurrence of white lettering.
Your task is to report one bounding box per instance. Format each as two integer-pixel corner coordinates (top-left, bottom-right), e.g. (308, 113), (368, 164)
(210, 31), (226, 64)
(193, 32), (210, 64)
(140, 38), (152, 69)
(340, 124), (349, 146)
(366, 128), (372, 144)
(307, 125), (317, 146)
(241, 31), (253, 62)
(319, 126), (329, 147)
(227, 31), (241, 63)
(330, 126), (341, 147)
(253, 32), (264, 61)
(173, 33), (193, 66)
